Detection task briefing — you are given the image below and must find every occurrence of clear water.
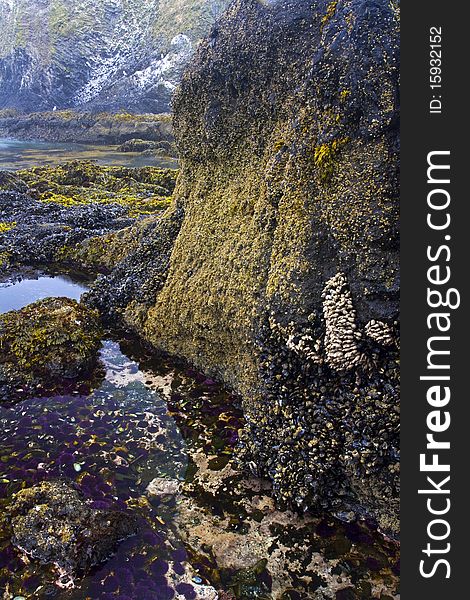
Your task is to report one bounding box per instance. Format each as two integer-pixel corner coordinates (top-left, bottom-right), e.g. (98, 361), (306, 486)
(0, 138), (178, 170)
(0, 275), (88, 313)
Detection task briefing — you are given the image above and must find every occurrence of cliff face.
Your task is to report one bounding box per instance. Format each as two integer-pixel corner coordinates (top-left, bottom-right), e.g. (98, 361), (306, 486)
(0, 0), (228, 113)
(88, 0), (400, 534)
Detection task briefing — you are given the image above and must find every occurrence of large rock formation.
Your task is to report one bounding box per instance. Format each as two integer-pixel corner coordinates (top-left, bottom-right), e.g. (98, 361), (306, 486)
(88, 0), (400, 535)
(0, 0), (228, 113)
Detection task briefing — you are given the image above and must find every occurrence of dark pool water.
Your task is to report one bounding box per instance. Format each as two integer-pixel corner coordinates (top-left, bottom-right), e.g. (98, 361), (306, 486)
(0, 138), (178, 170)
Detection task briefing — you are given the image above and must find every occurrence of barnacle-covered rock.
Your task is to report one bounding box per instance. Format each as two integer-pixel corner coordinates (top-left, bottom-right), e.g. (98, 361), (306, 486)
(0, 297), (102, 400)
(0, 162), (179, 275)
(87, 0), (400, 534)
(8, 481), (138, 584)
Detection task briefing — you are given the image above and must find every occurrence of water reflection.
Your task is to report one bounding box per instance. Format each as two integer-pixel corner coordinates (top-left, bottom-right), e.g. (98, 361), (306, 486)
(0, 275), (88, 313)
(0, 138), (178, 171)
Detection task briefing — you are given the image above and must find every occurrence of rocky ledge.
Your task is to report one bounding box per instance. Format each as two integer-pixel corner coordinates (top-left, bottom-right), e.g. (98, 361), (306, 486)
(86, 0), (400, 536)
(0, 110), (174, 146)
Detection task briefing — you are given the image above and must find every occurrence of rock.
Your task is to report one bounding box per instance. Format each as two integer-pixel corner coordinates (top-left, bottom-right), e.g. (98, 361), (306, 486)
(0, 297), (102, 400)
(118, 139), (160, 153)
(117, 138), (179, 158)
(143, 140), (178, 158)
(0, 1), (228, 114)
(87, 0), (400, 535)
(8, 481), (138, 581)
(146, 477), (182, 497)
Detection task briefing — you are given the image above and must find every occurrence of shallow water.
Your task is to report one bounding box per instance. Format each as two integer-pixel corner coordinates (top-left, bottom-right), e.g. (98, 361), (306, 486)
(0, 138), (178, 170)
(0, 277), (400, 599)
(0, 275), (88, 313)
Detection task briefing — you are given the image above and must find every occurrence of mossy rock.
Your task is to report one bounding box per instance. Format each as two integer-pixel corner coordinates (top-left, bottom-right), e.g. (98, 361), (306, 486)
(87, 0), (400, 535)
(117, 138), (160, 153)
(8, 481), (138, 578)
(0, 297), (102, 399)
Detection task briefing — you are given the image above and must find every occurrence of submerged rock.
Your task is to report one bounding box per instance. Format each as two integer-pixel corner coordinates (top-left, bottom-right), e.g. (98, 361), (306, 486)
(146, 477), (182, 498)
(87, 0), (400, 535)
(0, 297), (102, 400)
(8, 481), (138, 581)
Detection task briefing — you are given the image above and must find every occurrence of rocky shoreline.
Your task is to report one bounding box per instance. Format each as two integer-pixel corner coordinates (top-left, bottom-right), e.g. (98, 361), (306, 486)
(0, 162), (178, 275)
(1, 0), (400, 538)
(0, 0), (400, 596)
(0, 110), (174, 146)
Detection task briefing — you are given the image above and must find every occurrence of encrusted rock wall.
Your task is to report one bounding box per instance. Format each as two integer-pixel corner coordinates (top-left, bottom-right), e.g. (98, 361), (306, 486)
(88, 0), (400, 535)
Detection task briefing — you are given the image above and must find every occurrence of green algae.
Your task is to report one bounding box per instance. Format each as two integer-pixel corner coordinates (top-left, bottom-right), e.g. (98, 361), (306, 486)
(14, 161), (178, 218)
(0, 222), (17, 234)
(313, 137), (350, 182)
(0, 297), (102, 390)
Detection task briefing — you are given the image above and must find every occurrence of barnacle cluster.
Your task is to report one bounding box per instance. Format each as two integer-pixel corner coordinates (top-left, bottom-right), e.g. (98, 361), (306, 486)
(322, 272), (365, 372)
(365, 319), (396, 347)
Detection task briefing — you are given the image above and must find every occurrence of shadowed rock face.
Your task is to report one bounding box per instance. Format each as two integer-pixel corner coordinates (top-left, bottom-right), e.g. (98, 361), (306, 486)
(87, 0), (400, 535)
(0, 0), (228, 113)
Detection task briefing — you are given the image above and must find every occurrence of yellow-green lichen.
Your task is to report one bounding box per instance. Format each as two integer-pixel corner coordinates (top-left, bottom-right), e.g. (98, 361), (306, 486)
(321, 1), (338, 31)
(0, 222), (17, 234)
(313, 137), (349, 182)
(0, 251), (12, 268)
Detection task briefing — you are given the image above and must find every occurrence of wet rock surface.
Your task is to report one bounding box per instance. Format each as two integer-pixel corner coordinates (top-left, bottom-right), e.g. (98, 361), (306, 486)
(0, 297), (102, 401)
(0, 161), (177, 275)
(8, 481), (139, 583)
(87, 0), (400, 535)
